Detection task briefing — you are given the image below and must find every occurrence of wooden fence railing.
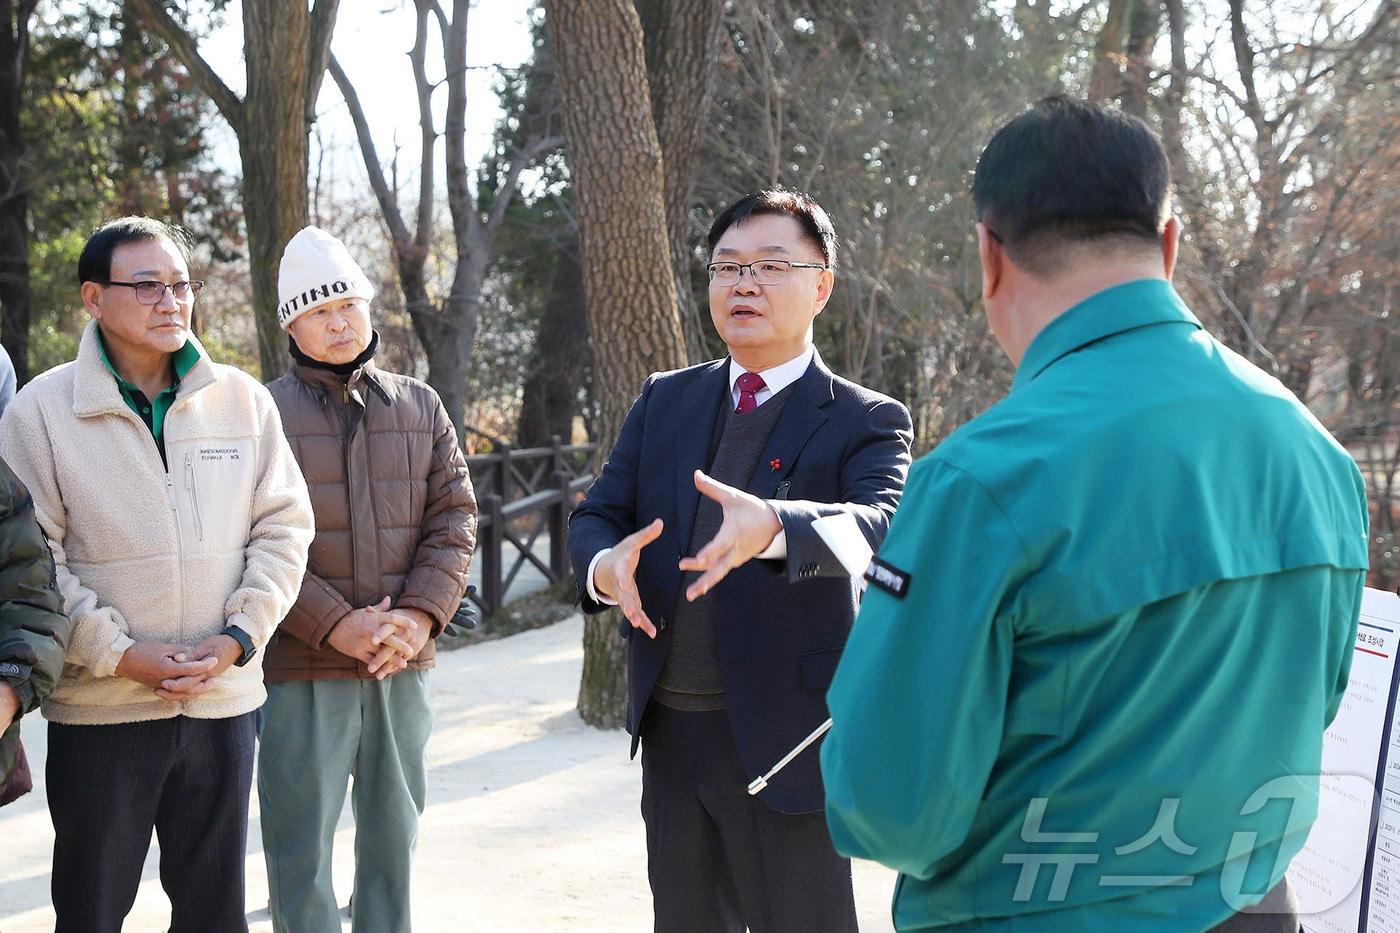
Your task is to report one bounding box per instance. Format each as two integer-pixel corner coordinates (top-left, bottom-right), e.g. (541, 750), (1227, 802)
(461, 434), (596, 619)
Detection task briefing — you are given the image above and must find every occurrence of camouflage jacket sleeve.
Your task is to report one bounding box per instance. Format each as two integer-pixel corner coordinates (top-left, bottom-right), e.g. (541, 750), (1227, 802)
(0, 456), (69, 715)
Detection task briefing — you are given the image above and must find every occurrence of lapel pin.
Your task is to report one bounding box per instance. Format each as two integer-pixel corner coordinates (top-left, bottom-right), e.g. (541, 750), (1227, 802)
(769, 458), (782, 472)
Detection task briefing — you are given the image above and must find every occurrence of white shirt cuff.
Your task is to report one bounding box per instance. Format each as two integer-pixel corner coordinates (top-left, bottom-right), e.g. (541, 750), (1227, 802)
(755, 505), (787, 560)
(586, 549), (619, 606)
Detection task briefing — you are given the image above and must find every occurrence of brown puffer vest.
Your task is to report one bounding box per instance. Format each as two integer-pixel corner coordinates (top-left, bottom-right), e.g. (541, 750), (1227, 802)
(263, 357), (476, 681)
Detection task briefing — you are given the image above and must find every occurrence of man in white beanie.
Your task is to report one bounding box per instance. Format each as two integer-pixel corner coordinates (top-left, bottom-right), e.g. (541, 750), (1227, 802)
(259, 226), (476, 933)
(0, 216), (314, 932)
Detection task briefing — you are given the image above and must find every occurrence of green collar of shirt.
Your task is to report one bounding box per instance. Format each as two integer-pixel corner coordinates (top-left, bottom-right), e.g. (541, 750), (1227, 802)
(96, 329), (200, 461)
(1011, 278), (1202, 392)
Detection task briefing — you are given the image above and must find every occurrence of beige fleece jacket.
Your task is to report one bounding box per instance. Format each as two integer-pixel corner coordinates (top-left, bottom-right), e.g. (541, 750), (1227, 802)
(0, 322), (313, 725)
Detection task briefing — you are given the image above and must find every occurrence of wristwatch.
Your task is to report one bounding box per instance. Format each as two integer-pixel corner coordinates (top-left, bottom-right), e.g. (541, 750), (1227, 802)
(223, 625), (257, 667)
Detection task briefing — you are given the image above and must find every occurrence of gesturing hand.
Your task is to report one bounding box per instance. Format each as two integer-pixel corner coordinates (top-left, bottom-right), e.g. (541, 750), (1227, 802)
(594, 518), (665, 638)
(679, 470), (782, 602)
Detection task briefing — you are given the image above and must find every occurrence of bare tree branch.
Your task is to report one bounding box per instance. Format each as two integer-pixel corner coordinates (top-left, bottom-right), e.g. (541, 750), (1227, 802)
(482, 131), (564, 240)
(800, 39), (865, 192)
(438, 0), (479, 258)
(304, 0), (343, 124)
(1229, 0), (1265, 134)
(1272, 3), (1392, 130)
(428, 0), (449, 39)
(4, 0), (39, 79)
(328, 54), (413, 251)
(125, 0), (244, 134)
(409, 0), (437, 252)
(1184, 67), (1250, 112)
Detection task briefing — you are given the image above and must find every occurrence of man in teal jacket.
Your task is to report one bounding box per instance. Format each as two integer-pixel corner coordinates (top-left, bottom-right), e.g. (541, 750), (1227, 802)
(821, 96), (1369, 932)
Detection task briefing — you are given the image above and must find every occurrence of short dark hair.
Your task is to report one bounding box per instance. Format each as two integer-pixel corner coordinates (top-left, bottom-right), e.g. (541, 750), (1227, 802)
(77, 216), (193, 285)
(707, 189), (838, 268)
(971, 96), (1171, 277)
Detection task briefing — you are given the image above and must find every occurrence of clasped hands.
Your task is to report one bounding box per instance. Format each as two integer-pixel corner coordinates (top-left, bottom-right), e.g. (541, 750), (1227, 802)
(116, 633), (243, 701)
(325, 597), (433, 679)
(116, 599), (433, 700)
(594, 470), (781, 639)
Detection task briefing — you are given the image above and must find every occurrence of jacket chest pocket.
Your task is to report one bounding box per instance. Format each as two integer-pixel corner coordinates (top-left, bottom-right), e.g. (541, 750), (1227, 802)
(176, 440), (256, 554)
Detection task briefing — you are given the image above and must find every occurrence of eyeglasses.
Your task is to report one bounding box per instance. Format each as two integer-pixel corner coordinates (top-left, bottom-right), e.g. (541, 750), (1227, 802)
(706, 259), (828, 287)
(97, 279), (205, 305)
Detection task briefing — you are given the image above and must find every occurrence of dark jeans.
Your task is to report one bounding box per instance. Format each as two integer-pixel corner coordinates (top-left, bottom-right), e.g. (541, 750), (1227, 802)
(47, 713), (256, 933)
(640, 703), (857, 933)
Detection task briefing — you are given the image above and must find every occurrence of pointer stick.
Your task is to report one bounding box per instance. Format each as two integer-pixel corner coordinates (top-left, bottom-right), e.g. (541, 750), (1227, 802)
(747, 717), (833, 795)
(746, 514), (869, 795)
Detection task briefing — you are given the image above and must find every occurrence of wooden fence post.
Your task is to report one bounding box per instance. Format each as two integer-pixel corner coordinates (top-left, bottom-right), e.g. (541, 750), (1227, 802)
(550, 434), (563, 478)
(481, 493), (504, 616)
(551, 471), (570, 580)
(496, 441), (513, 502)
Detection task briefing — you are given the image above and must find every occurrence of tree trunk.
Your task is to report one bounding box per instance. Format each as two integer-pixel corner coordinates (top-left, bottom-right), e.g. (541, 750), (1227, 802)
(420, 308), (473, 435)
(1158, 0), (1225, 309)
(436, 281), (483, 431)
(1087, 0), (1135, 101)
(241, 0), (316, 379)
(578, 608), (632, 730)
(1120, 0), (1161, 119)
(548, 2), (687, 450)
(636, 0), (726, 365)
(0, 185), (29, 384)
(0, 0), (36, 384)
(517, 228), (587, 448)
(1160, 0), (1189, 197)
(546, 0), (687, 729)
(127, 0), (340, 380)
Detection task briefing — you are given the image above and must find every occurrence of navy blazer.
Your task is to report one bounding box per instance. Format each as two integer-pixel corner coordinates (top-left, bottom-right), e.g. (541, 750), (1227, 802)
(567, 353), (912, 814)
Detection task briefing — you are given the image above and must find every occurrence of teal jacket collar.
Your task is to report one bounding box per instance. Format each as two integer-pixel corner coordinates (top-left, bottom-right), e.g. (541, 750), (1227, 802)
(1012, 278), (1202, 392)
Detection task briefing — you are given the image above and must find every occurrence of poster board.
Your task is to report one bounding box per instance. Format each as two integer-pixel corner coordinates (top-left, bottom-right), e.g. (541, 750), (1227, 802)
(1293, 588), (1400, 933)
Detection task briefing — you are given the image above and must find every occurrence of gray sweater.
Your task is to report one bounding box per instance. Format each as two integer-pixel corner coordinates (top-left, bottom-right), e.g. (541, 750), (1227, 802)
(653, 383), (796, 711)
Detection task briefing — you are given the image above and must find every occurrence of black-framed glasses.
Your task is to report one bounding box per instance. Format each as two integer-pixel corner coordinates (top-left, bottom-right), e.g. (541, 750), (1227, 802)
(986, 228), (1005, 245)
(98, 279), (205, 305)
(706, 259), (828, 287)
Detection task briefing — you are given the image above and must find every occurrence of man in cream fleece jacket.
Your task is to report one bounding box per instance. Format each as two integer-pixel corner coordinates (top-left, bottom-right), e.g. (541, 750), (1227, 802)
(0, 217), (313, 933)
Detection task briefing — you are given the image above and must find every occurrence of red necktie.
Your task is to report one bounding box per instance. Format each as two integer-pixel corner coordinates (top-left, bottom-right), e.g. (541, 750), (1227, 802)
(735, 371), (766, 414)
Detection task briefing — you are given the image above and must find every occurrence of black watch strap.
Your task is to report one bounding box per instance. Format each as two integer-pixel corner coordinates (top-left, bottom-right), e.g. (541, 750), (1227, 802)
(223, 625), (257, 667)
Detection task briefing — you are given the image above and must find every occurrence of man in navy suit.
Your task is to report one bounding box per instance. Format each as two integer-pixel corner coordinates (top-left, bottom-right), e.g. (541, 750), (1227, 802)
(569, 189), (912, 931)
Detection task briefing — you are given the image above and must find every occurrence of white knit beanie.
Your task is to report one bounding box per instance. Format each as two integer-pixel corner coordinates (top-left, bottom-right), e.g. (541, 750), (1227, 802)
(276, 226), (375, 329)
